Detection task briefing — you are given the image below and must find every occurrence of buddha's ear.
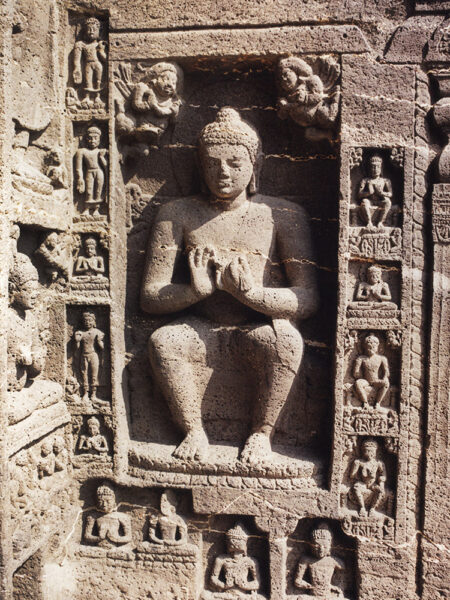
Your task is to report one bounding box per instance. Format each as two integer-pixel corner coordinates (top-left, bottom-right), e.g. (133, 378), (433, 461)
(248, 152), (263, 195)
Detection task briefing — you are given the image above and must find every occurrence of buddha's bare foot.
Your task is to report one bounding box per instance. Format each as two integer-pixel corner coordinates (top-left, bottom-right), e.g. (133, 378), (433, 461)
(240, 432), (272, 466)
(172, 429), (208, 462)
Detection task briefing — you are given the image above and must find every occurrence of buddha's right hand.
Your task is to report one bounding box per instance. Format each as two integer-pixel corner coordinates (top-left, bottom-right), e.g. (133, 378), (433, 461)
(188, 246), (216, 298)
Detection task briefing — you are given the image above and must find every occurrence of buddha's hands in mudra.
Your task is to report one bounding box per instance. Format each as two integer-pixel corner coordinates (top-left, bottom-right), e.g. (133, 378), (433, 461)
(188, 246), (216, 298)
(216, 255), (254, 298)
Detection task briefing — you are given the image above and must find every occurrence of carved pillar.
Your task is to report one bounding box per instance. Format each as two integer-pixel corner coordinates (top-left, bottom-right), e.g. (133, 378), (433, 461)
(0, 2), (14, 598)
(254, 515), (298, 600)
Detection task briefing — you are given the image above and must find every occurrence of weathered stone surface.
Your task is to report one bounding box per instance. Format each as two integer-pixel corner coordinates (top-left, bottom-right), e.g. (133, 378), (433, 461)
(0, 1), (449, 599)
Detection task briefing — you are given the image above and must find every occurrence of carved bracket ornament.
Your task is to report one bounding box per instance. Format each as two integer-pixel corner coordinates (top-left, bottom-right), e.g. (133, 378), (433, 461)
(432, 184), (450, 243)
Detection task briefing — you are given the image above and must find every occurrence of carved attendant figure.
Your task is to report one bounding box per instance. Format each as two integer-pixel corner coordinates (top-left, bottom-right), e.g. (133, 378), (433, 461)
(141, 107), (318, 464)
(84, 482), (132, 548)
(8, 252), (44, 392)
(358, 155), (393, 230)
(37, 439), (55, 479)
(72, 17), (107, 108)
(35, 231), (68, 284)
(74, 237), (105, 278)
(295, 523), (347, 599)
(73, 311), (104, 402)
(277, 56), (340, 141)
(53, 436), (69, 472)
(149, 490), (188, 546)
(353, 335), (390, 410)
(45, 149), (68, 189)
(115, 61), (183, 154)
(348, 438), (387, 517)
(74, 126), (108, 216)
(78, 416), (109, 454)
(354, 265), (394, 305)
(201, 523), (264, 599)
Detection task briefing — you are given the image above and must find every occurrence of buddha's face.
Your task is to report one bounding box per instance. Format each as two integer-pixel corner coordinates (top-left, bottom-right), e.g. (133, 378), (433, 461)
(88, 422), (100, 436)
(85, 241), (97, 257)
(227, 536), (246, 556)
(97, 490), (115, 513)
(83, 313), (96, 329)
(201, 143), (254, 200)
(364, 336), (379, 356)
(86, 21), (100, 42)
(86, 130), (100, 149)
(367, 268), (381, 285)
(154, 71), (177, 98)
(14, 277), (39, 310)
(280, 67), (298, 94)
(312, 536), (331, 558)
(369, 159), (382, 178)
(362, 443), (377, 461)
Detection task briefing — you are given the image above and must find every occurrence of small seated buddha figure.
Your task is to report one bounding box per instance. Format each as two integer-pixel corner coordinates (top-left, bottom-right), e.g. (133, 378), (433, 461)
(7, 251), (63, 425)
(148, 490), (188, 546)
(84, 482), (132, 549)
(201, 523), (266, 599)
(351, 265), (396, 309)
(295, 523), (348, 599)
(348, 438), (391, 518)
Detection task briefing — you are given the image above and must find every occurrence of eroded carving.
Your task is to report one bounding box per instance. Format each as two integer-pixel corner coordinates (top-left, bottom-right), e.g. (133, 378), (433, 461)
(7, 249), (63, 424)
(294, 522), (348, 600)
(74, 125), (108, 218)
(149, 490), (188, 546)
(276, 55), (341, 141)
(67, 17), (107, 115)
(341, 438), (394, 540)
(71, 235), (108, 293)
(115, 61), (183, 157)
(141, 107), (318, 466)
(347, 264), (400, 328)
(201, 523), (265, 600)
(45, 149), (69, 189)
(78, 416), (109, 456)
(84, 482), (132, 551)
(73, 311), (105, 404)
(35, 231), (69, 287)
(352, 334), (390, 411)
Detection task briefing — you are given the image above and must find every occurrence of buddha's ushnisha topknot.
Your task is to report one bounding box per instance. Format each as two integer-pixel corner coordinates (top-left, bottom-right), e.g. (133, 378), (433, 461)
(198, 107), (261, 164)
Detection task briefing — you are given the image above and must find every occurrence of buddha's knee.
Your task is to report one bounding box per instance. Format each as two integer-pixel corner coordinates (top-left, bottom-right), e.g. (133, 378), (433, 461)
(148, 323), (206, 365)
(250, 322), (303, 370)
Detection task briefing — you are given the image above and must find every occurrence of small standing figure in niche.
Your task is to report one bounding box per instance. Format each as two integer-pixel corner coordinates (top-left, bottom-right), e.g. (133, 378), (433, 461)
(84, 482), (132, 548)
(73, 311), (105, 403)
(358, 154), (393, 231)
(53, 436), (69, 472)
(37, 439), (55, 479)
(115, 61), (183, 155)
(74, 236), (105, 278)
(149, 489), (188, 546)
(35, 231), (69, 285)
(201, 522), (265, 599)
(277, 56), (341, 142)
(45, 149), (68, 189)
(348, 438), (389, 518)
(294, 523), (348, 599)
(353, 265), (395, 307)
(72, 17), (107, 109)
(78, 416), (109, 455)
(74, 125), (108, 217)
(353, 334), (390, 410)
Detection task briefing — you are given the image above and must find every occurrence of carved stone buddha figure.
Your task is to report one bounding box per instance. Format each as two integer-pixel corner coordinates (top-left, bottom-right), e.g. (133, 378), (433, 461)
(84, 482), (132, 549)
(7, 251), (63, 424)
(201, 522), (265, 599)
(295, 523), (348, 599)
(141, 107), (318, 465)
(148, 489), (188, 546)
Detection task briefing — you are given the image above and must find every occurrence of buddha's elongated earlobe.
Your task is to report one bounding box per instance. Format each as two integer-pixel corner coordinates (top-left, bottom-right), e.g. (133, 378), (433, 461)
(248, 171), (257, 195)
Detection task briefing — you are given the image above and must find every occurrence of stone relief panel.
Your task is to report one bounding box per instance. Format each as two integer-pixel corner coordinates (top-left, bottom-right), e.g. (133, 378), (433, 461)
(125, 58), (338, 491)
(340, 437), (396, 541)
(348, 149), (404, 261)
(286, 520), (356, 600)
(114, 60), (184, 159)
(71, 232), (109, 295)
(343, 331), (400, 437)
(66, 306), (111, 411)
(66, 14), (109, 119)
(72, 414), (113, 469)
(72, 122), (109, 222)
(346, 261), (401, 330)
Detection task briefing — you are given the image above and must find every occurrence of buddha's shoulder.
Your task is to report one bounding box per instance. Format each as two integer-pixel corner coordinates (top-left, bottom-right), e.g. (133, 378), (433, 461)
(155, 195), (205, 217)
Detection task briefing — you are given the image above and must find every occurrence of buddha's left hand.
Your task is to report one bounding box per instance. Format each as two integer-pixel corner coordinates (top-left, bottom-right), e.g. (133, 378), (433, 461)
(219, 255), (254, 297)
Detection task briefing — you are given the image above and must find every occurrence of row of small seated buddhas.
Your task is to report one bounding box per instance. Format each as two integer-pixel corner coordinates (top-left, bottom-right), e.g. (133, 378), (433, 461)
(82, 484), (349, 600)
